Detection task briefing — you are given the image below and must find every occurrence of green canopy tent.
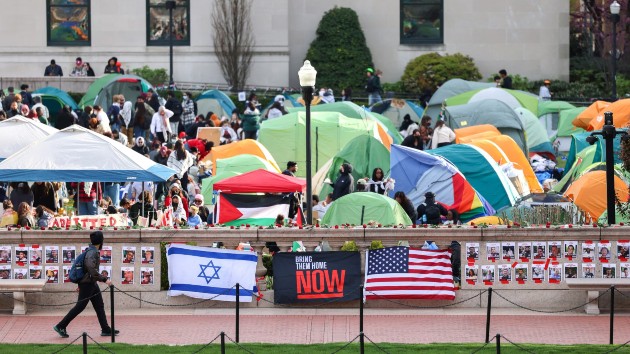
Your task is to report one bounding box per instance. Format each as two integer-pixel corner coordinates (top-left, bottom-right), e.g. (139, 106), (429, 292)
(78, 74), (154, 108)
(195, 89), (236, 118)
(514, 107), (554, 158)
(258, 111), (383, 178)
(321, 192), (412, 226)
(319, 135), (391, 199)
(425, 79), (495, 120)
(445, 87), (539, 116)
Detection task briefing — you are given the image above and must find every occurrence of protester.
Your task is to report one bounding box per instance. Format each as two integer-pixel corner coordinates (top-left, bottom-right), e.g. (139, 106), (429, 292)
(134, 95), (154, 140)
(153, 145), (169, 166)
(19, 84), (33, 107)
(539, 80), (552, 100)
(87, 116), (104, 134)
(499, 69), (513, 89)
(150, 106), (173, 143)
(32, 96), (49, 124)
(332, 163), (354, 200)
(186, 138), (213, 160)
(164, 91), (183, 134)
(431, 119), (456, 149)
(394, 191), (417, 222)
(119, 99), (133, 143)
(313, 193), (333, 220)
(93, 105), (111, 133)
(219, 118), (238, 144)
(84, 62), (95, 77)
(192, 194), (211, 223)
(70, 57), (86, 77)
(170, 195), (187, 225)
(35, 206), (54, 228)
(241, 101), (260, 139)
(17, 202), (35, 227)
(45, 59), (63, 77)
(265, 100), (287, 120)
(32, 182), (57, 212)
(72, 182), (101, 215)
(401, 129), (423, 150)
(54, 231), (118, 338)
(167, 140), (194, 192)
(365, 68), (382, 105)
(132, 137), (150, 156)
(416, 191), (448, 225)
(104, 57), (119, 74)
(282, 161), (298, 177)
(181, 92), (196, 130)
(187, 205), (202, 227)
(365, 167), (395, 195)
(10, 182), (34, 209)
(128, 191), (154, 226)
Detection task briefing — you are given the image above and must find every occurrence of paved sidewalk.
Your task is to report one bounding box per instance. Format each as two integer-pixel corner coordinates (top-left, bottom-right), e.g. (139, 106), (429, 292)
(2, 308), (630, 346)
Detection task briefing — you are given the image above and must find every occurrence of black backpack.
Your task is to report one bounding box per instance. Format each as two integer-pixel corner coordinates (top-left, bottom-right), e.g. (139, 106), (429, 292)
(68, 249), (89, 283)
(423, 202), (441, 223)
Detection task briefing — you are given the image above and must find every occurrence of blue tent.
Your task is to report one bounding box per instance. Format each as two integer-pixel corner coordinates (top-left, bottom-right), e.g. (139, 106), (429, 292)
(195, 89), (237, 118)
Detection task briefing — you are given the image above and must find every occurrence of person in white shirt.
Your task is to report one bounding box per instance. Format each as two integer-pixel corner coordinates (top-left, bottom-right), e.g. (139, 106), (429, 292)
(219, 119), (238, 144)
(93, 105), (111, 133)
(539, 80), (552, 100)
(150, 106), (173, 143)
(32, 96), (49, 124)
(313, 193), (333, 220)
(431, 119), (456, 149)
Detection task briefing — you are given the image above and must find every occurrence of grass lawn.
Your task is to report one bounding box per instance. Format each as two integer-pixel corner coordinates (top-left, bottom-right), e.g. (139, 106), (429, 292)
(5, 342), (630, 353)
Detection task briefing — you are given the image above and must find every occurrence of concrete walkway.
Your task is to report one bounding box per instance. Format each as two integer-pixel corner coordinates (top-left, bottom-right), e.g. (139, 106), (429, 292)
(2, 308), (630, 346)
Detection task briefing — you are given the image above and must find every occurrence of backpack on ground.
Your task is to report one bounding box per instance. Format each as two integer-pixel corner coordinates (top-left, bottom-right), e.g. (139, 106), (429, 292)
(423, 202), (441, 223)
(68, 249), (89, 283)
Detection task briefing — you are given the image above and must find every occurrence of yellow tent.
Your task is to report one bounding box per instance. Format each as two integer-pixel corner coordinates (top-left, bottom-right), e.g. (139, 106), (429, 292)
(564, 170), (629, 221)
(455, 124), (501, 144)
(202, 139), (280, 175)
(468, 216), (512, 226)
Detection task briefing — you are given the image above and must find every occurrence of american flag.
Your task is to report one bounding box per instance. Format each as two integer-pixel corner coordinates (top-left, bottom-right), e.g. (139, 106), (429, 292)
(363, 246), (455, 300)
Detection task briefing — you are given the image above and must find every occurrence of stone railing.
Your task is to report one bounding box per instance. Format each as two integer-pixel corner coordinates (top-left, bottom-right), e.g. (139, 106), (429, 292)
(0, 77), (97, 94)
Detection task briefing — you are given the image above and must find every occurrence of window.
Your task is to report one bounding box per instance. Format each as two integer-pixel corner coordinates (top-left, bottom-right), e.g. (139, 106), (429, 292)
(400, 0), (443, 45)
(47, 0), (91, 46)
(147, 0), (190, 46)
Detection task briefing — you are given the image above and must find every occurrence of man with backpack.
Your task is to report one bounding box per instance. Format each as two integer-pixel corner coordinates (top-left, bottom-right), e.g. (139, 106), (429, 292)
(416, 191), (447, 225)
(164, 91), (183, 135)
(54, 231), (119, 338)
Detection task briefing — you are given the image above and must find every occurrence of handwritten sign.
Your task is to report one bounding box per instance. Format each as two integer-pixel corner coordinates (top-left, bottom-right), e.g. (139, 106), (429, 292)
(48, 214), (129, 228)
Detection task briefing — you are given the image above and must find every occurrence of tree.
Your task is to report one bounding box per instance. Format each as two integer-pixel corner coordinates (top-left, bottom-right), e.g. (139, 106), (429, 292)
(401, 53), (481, 95)
(305, 7), (373, 93)
(211, 0), (255, 91)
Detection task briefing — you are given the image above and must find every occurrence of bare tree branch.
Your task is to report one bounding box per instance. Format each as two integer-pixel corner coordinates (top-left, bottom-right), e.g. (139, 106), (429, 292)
(211, 0), (255, 92)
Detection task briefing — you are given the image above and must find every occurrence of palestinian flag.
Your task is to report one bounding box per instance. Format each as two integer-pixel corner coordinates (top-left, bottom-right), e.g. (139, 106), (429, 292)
(217, 194), (291, 226)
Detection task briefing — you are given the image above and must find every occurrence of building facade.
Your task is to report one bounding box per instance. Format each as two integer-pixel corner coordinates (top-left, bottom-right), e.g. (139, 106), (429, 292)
(1, 0), (569, 88)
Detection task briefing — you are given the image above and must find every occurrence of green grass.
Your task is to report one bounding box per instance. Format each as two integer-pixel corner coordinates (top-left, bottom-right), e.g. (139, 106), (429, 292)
(5, 342), (630, 354)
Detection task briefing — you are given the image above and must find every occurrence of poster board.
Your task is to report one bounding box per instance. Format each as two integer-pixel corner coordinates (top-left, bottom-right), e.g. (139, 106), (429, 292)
(197, 127), (221, 147)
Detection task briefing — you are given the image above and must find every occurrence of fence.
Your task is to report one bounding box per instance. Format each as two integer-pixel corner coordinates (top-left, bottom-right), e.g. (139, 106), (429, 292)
(4, 284), (630, 353)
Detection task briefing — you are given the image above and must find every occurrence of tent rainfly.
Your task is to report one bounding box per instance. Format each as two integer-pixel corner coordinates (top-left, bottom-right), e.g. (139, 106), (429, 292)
(0, 116), (58, 161)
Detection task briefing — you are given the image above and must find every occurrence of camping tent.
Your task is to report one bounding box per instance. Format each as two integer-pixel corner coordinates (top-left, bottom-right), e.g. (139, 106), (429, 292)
(202, 139), (280, 175)
(587, 99), (630, 131)
(537, 100), (576, 139)
(366, 112), (403, 144)
(195, 89), (236, 118)
(443, 99), (527, 155)
(455, 125), (501, 144)
(200, 171), (240, 208)
(215, 154), (281, 175)
(319, 135), (391, 199)
(573, 100), (610, 129)
(390, 145), (494, 221)
(78, 74), (155, 108)
(514, 107), (554, 158)
(445, 87), (539, 116)
(0, 116), (58, 161)
(425, 79), (495, 119)
(261, 93), (303, 118)
(429, 144), (520, 210)
(0, 125), (176, 181)
(32, 86), (79, 119)
(563, 131), (626, 176)
(369, 99), (425, 127)
(564, 170), (629, 220)
(321, 192), (412, 226)
(258, 111), (385, 178)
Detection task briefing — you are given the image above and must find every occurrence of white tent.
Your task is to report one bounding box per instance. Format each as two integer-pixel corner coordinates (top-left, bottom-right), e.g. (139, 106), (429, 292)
(0, 125), (176, 182)
(0, 116), (57, 161)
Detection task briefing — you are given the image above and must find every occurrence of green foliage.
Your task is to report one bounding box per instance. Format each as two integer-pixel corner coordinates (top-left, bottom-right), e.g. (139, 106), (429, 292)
(369, 240), (384, 250)
(262, 253), (273, 277)
(305, 7), (373, 93)
(131, 65), (168, 86)
(340, 240), (359, 252)
(402, 53), (481, 94)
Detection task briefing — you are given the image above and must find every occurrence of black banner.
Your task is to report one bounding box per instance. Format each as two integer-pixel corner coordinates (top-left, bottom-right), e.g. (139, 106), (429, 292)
(273, 252), (362, 304)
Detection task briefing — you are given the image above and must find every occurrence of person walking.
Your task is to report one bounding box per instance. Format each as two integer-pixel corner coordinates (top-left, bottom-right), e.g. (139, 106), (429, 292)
(365, 68), (382, 106)
(539, 80), (552, 100)
(54, 231), (119, 338)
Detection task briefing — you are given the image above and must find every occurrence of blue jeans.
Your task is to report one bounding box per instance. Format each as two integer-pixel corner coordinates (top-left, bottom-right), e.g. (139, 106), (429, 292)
(78, 200), (97, 215)
(134, 128), (145, 138)
(104, 183), (120, 207)
(368, 92), (382, 106)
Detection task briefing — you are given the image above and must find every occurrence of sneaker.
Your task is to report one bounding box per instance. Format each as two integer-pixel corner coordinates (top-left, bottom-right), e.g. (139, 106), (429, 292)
(53, 325), (69, 338)
(101, 329), (120, 336)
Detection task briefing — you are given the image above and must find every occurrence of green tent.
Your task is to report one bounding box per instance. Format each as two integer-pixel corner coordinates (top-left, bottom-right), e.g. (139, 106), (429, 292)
(554, 160), (629, 194)
(425, 79), (495, 120)
(78, 74), (154, 108)
(537, 101), (576, 117)
(200, 171), (240, 207)
(258, 111), (382, 178)
(429, 144), (519, 210)
(216, 154), (279, 175)
(319, 135), (391, 199)
(556, 107), (586, 138)
(321, 192), (412, 226)
(446, 87), (539, 117)
(33, 87), (78, 117)
(564, 130), (626, 176)
(514, 107), (554, 156)
(370, 99), (425, 129)
(368, 112), (403, 144)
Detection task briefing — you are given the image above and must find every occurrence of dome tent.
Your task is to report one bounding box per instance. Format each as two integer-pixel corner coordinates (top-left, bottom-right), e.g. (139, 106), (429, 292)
(78, 74), (155, 109)
(321, 192), (412, 226)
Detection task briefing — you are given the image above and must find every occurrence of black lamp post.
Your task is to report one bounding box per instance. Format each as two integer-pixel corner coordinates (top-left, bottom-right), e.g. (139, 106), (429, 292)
(298, 60), (317, 225)
(166, 0), (176, 88)
(586, 111), (627, 224)
(611, 0), (621, 100)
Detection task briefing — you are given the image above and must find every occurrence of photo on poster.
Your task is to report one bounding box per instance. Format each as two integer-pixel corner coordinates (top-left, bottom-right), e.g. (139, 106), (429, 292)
(618, 241), (630, 260)
(63, 265), (71, 283)
(13, 268), (27, 279)
(621, 263), (630, 278)
(598, 241), (612, 260)
(481, 265), (495, 283)
(502, 242), (515, 259)
(0, 245), (11, 263)
(498, 264), (512, 282)
(582, 263), (596, 278)
(100, 246), (112, 263)
(603, 264), (616, 278)
(517, 242), (531, 259)
(465, 265), (478, 282)
(564, 241), (578, 258)
(62, 246), (76, 264)
(45, 266), (59, 284)
(532, 264), (545, 281)
(121, 267), (134, 285)
(15, 246), (28, 263)
(0, 265), (11, 279)
(122, 246), (136, 264)
(533, 242), (546, 260)
(548, 264), (562, 282)
(29, 265), (42, 279)
(99, 266), (112, 281)
(142, 247), (155, 264)
(81, 246), (89, 254)
(515, 264), (528, 281)
(140, 267), (154, 285)
(548, 241), (562, 259)
(465, 243), (479, 260)
(45, 246), (59, 264)
(486, 243), (500, 261)
(564, 263), (578, 279)
(582, 243), (595, 259)
(29, 246), (42, 264)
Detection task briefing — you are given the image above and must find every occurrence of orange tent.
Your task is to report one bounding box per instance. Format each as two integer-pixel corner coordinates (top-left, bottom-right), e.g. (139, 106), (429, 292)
(573, 100), (610, 129)
(587, 99), (630, 131)
(564, 170), (629, 220)
(202, 139), (280, 175)
(454, 124), (501, 144)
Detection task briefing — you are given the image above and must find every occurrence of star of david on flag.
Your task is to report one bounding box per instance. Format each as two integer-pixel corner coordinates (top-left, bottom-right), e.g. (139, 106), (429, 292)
(167, 244), (257, 302)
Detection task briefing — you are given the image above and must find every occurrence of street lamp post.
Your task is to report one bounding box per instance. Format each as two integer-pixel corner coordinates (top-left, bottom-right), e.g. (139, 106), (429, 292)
(586, 111), (627, 224)
(611, 0), (621, 100)
(166, 0), (176, 88)
(298, 60), (317, 225)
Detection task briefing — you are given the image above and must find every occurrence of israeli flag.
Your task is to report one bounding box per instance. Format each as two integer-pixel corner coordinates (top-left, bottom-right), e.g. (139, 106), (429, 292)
(167, 244), (257, 302)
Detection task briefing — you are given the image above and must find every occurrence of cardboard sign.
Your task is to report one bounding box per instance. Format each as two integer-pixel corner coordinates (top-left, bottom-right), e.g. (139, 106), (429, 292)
(196, 127), (221, 147)
(48, 214), (129, 228)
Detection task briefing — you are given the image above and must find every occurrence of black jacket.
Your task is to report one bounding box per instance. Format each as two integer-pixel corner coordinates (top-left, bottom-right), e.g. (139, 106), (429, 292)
(165, 97), (182, 122)
(82, 245), (108, 283)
